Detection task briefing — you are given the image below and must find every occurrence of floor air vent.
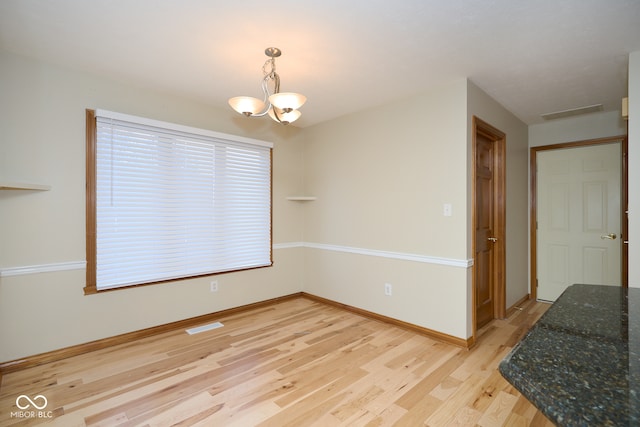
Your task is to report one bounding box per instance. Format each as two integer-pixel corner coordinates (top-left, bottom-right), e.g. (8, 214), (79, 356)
(186, 322), (224, 335)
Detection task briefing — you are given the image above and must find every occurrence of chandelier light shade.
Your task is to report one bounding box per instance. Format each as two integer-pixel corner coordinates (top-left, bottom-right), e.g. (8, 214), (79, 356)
(269, 92), (307, 111)
(228, 47), (306, 125)
(228, 96), (265, 116)
(268, 107), (301, 124)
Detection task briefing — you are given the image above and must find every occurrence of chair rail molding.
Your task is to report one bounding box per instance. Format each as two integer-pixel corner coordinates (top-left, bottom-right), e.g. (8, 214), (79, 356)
(1, 243), (472, 278)
(0, 261), (87, 277)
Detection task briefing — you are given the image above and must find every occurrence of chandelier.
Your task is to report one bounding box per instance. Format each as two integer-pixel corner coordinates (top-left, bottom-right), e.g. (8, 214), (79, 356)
(228, 47), (306, 125)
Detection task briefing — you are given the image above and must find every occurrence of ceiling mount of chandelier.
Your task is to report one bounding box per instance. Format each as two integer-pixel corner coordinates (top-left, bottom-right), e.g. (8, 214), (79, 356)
(228, 47), (306, 125)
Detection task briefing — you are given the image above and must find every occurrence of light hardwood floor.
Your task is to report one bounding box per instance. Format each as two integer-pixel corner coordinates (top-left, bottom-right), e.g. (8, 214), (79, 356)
(0, 296), (553, 426)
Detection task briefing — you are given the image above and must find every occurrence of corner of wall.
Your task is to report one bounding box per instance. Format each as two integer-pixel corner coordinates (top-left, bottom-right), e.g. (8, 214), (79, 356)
(628, 51), (640, 286)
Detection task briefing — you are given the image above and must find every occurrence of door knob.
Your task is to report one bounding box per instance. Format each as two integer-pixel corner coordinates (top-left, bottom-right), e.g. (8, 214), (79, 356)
(600, 233), (617, 240)
(487, 237), (497, 242)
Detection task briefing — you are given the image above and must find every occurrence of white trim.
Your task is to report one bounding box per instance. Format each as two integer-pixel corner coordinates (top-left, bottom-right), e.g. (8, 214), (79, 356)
(95, 109), (273, 148)
(0, 261), (86, 277)
(302, 242), (473, 268)
(274, 241), (472, 267)
(273, 242), (305, 250)
(0, 244), (471, 277)
(0, 181), (51, 191)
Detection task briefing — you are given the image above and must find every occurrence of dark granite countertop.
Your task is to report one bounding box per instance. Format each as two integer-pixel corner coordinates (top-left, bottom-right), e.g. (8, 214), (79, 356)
(499, 284), (640, 426)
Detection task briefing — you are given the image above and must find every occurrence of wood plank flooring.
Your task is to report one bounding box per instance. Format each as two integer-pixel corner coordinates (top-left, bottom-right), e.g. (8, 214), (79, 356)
(0, 296), (553, 426)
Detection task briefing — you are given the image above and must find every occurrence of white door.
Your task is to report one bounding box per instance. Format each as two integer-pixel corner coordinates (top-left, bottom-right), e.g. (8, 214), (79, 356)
(537, 143), (621, 302)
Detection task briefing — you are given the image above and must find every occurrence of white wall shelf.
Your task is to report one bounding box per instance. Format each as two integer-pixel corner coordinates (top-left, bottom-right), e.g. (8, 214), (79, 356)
(0, 181), (51, 191)
(286, 196), (317, 201)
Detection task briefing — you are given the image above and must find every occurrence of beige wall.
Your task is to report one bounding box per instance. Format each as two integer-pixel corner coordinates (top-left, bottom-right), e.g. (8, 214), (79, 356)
(302, 80), (469, 258)
(466, 80), (529, 309)
(0, 51), (306, 362)
(301, 79), (529, 339)
(301, 80), (471, 339)
(0, 51), (531, 362)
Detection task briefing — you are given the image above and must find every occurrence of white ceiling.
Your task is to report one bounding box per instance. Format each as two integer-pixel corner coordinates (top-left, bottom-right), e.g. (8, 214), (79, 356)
(1, 0), (639, 128)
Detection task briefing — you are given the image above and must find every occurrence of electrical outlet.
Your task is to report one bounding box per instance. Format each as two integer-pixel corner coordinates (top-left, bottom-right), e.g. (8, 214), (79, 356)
(210, 280), (218, 292)
(384, 283), (392, 296)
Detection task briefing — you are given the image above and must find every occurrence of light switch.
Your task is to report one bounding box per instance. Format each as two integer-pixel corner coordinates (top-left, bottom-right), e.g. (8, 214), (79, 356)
(443, 203), (452, 217)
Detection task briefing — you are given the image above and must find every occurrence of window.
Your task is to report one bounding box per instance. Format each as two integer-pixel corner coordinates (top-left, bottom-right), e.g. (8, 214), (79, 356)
(85, 109), (273, 293)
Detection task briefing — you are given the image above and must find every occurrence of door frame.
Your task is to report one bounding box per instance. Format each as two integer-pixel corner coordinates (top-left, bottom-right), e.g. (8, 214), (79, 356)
(472, 116), (506, 336)
(530, 135), (629, 301)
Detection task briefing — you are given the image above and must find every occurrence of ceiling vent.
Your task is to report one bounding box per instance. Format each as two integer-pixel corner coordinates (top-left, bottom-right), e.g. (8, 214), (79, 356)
(541, 104), (603, 121)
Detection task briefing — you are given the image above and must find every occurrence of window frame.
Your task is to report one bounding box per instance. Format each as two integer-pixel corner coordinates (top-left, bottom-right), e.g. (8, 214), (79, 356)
(84, 109), (273, 295)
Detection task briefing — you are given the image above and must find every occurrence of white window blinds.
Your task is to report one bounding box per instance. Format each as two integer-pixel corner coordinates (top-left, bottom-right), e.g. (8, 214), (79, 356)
(93, 110), (272, 290)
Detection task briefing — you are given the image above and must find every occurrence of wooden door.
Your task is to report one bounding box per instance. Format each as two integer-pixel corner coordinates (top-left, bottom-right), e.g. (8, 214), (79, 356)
(536, 143), (622, 301)
(473, 118), (505, 330)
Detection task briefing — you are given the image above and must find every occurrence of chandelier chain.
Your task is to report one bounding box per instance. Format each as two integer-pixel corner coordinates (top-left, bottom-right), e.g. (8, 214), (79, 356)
(262, 57), (276, 76)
